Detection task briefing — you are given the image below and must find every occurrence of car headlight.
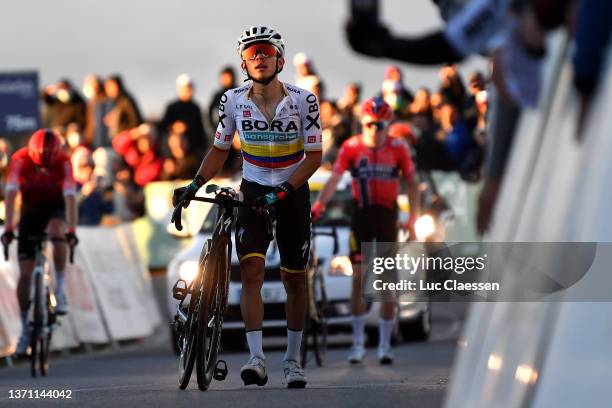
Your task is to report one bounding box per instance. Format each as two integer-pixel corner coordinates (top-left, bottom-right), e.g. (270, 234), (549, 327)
(329, 256), (353, 277)
(178, 261), (199, 283)
(415, 214), (436, 241)
(148, 194), (171, 222)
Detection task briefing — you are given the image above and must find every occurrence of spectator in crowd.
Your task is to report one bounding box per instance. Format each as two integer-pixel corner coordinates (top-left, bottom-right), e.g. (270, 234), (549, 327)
(92, 147), (116, 189)
(160, 130), (201, 181)
(429, 92), (445, 125)
(104, 74), (143, 138)
(82, 74), (113, 148)
(293, 52), (320, 90)
(41, 79), (87, 130)
(296, 72), (325, 102)
(437, 100), (477, 174)
(208, 66), (237, 130)
(320, 101), (351, 166)
(438, 64), (466, 110)
(112, 161), (145, 221)
(380, 65), (414, 116)
(463, 71), (487, 129)
(409, 87), (434, 120)
(208, 66), (241, 176)
(72, 146), (114, 226)
(65, 123), (88, 157)
(112, 123), (163, 187)
(158, 74), (207, 154)
(337, 82), (362, 134)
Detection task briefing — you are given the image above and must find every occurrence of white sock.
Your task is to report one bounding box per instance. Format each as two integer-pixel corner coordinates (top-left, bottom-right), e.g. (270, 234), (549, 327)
(246, 329), (265, 359)
(55, 273), (65, 294)
(351, 314), (367, 347)
(378, 318), (394, 349)
(284, 328), (303, 362)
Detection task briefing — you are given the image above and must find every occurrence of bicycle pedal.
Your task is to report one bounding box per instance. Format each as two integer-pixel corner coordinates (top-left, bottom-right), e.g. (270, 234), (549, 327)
(213, 359), (228, 381)
(171, 316), (184, 332)
(172, 279), (189, 300)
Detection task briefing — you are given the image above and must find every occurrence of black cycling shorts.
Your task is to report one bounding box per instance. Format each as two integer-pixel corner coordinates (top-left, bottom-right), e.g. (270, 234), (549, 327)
(349, 204), (398, 262)
(235, 179), (311, 273)
(18, 202), (65, 261)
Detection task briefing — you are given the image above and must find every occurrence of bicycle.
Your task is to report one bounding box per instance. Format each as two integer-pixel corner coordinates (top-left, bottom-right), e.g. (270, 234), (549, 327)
(170, 184), (272, 391)
(3, 234), (75, 377)
(300, 227), (338, 368)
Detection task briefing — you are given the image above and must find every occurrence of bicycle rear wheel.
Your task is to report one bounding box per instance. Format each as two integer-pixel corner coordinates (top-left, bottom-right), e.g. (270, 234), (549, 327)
(30, 273), (43, 378)
(312, 271), (329, 367)
(196, 239), (230, 391)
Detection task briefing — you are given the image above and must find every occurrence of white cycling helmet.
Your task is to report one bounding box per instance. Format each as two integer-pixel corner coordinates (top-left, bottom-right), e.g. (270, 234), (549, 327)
(237, 26), (285, 57)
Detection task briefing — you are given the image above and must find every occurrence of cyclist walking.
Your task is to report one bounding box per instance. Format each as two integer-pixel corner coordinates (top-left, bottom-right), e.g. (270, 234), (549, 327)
(173, 26), (322, 388)
(312, 97), (420, 364)
(1, 129), (79, 355)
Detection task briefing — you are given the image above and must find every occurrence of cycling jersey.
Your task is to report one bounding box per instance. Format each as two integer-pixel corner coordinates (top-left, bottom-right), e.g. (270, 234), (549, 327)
(333, 134), (415, 209)
(213, 82), (323, 186)
(6, 147), (76, 205)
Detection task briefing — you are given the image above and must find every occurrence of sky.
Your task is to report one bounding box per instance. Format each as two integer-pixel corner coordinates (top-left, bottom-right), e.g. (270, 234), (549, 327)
(2, 0), (486, 116)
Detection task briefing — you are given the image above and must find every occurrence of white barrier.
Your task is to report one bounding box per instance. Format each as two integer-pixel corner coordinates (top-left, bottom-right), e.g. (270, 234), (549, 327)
(77, 226), (161, 341)
(445, 33), (612, 407)
(0, 245), (21, 356)
(63, 249), (109, 345)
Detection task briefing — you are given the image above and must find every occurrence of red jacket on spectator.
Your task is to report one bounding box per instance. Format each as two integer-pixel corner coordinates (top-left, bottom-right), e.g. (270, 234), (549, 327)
(112, 130), (163, 186)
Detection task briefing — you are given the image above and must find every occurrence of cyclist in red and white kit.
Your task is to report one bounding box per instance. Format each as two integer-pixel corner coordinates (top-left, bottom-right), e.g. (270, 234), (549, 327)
(312, 97), (420, 364)
(1, 129), (78, 355)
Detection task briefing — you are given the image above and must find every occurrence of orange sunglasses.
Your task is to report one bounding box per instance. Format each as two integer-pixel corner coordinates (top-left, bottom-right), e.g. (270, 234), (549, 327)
(242, 43), (278, 61)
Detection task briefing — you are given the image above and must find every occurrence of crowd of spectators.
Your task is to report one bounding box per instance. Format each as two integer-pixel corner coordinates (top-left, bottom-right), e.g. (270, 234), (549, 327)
(0, 59), (489, 227)
(312, 61), (487, 182)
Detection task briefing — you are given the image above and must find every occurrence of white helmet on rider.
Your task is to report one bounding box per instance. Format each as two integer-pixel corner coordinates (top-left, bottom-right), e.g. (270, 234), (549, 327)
(237, 26), (285, 57)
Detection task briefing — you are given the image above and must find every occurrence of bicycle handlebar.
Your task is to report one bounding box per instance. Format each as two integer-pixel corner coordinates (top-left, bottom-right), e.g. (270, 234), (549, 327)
(2, 234), (76, 263)
(171, 193), (273, 233)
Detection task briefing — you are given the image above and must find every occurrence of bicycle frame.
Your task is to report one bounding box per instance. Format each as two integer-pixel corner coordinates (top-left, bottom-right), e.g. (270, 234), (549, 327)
(30, 242), (51, 336)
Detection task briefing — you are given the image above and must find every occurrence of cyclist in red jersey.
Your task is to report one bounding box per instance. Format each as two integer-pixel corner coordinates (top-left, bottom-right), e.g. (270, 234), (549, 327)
(1, 129), (79, 355)
(312, 97), (420, 365)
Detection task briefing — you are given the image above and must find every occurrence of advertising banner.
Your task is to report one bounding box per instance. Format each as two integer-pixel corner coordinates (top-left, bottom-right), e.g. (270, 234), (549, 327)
(0, 72), (40, 134)
(78, 227), (159, 340)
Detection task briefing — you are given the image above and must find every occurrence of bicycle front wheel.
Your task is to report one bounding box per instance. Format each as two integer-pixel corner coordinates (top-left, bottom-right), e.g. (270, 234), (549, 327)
(196, 238), (230, 391)
(178, 272), (202, 389)
(39, 288), (54, 376)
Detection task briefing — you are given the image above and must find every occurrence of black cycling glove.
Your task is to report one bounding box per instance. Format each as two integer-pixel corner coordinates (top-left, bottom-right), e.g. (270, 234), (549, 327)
(254, 181), (294, 207)
(173, 175), (205, 208)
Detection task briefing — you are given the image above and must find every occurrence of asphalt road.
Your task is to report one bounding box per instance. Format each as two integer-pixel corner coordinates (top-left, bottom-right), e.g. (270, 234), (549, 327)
(0, 303), (466, 408)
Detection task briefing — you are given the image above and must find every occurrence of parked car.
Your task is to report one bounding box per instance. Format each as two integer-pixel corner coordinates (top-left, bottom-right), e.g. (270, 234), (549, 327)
(166, 169), (439, 351)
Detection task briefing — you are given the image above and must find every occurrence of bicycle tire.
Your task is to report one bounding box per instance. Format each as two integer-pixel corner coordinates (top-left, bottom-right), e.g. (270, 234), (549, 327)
(30, 273), (43, 378)
(313, 271), (329, 367)
(177, 270), (202, 389)
(39, 288), (53, 377)
(196, 238), (230, 391)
